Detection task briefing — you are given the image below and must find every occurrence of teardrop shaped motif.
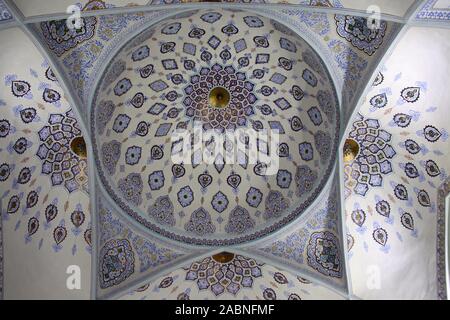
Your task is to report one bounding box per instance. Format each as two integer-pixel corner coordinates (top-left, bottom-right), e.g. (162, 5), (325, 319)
(71, 210), (85, 228)
(7, 195), (20, 214)
(278, 143), (289, 157)
(131, 92), (145, 108)
(84, 228), (92, 246)
(273, 272), (288, 284)
(198, 172), (212, 188)
(26, 191), (39, 208)
(42, 88), (60, 103)
(401, 87), (420, 103)
(290, 116), (303, 131)
(254, 162), (267, 176)
(45, 67), (57, 81)
(11, 80), (31, 97)
(28, 217), (39, 236)
(135, 121), (148, 137)
(375, 200), (390, 218)
(347, 234), (354, 251)
(372, 72), (384, 86)
(405, 139), (420, 155)
(401, 213), (414, 230)
(227, 173), (241, 189)
(423, 125), (441, 142)
(297, 276), (311, 284)
(417, 189), (431, 207)
(45, 204), (58, 223)
(425, 160), (440, 177)
(53, 226), (67, 245)
(17, 167), (31, 184)
(140, 64), (154, 78)
(151, 145), (164, 160)
(20, 107), (37, 123)
(159, 277), (173, 288)
(351, 209), (366, 227)
(373, 228), (388, 246)
(394, 184), (408, 200)
(369, 93), (387, 108)
(171, 164), (185, 179)
(404, 162), (419, 178)
(393, 113), (411, 128)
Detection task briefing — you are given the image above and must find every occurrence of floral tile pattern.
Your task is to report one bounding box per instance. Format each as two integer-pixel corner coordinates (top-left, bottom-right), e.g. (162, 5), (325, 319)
(91, 9), (339, 246)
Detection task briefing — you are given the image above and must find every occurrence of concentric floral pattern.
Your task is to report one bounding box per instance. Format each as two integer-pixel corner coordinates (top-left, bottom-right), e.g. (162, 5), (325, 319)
(344, 114), (396, 197)
(92, 9), (339, 245)
(185, 254), (262, 296)
(37, 110), (88, 193)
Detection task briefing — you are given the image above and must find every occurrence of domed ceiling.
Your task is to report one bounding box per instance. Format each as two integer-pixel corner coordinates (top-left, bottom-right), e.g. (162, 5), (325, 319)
(1, 0), (450, 301)
(91, 9), (339, 245)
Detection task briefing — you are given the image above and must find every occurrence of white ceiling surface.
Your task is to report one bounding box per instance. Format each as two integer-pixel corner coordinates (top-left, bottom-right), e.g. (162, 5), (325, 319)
(11, 0), (418, 18)
(346, 26), (450, 300)
(12, 0), (149, 17)
(339, 0), (416, 17)
(434, 0), (450, 9)
(0, 28), (91, 299)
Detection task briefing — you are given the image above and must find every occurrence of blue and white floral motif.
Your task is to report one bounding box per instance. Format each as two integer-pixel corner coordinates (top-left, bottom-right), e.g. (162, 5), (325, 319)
(183, 63), (256, 132)
(162, 22), (181, 35)
(307, 231), (342, 278)
(0, 1), (12, 22)
(346, 114), (396, 196)
(148, 196), (175, 227)
(415, 0), (450, 21)
(264, 191), (290, 220)
(295, 165), (318, 197)
(211, 191), (228, 213)
(260, 228), (310, 265)
(99, 238), (134, 289)
(225, 206), (255, 234)
(302, 69), (317, 87)
(314, 130), (332, 162)
(40, 3), (98, 57)
(246, 187), (263, 208)
(401, 87), (420, 103)
(185, 254), (262, 296)
(114, 78), (132, 96)
(307, 106), (323, 126)
(244, 16), (264, 28)
(118, 173), (143, 207)
(276, 170), (292, 189)
(279, 37), (297, 52)
(298, 142), (314, 161)
(317, 90), (336, 121)
(125, 146), (141, 165)
(184, 207), (216, 236)
(96, 100), (116, 135)
(335, 15), (387, 56)
(101, 140), (121, 175)
(369, 93), (388, 109)
(36, 110), (88, 193)
(112, 114), (131, 133)
(132, 45), (150, 62)
(177, 186), (194, 207)
(148, 170), (165, 190)
(200, 11), (222, 24)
